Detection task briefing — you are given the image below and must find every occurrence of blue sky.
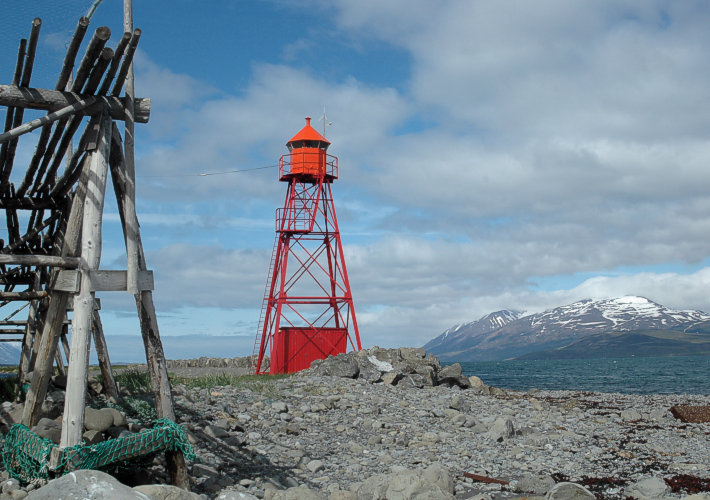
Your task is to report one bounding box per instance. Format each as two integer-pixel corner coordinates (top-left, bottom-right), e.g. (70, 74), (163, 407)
(3, 0), (710, 362)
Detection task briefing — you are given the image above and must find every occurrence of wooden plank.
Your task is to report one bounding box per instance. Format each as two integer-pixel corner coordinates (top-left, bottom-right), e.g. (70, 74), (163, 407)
(51, 270), (79, 293)
(0, 255), (80, 268)
(61, 109), (111, 448)
(52, 269), (154, 292)
(0, 85), (151, 123)
(92, 270), (153, 291)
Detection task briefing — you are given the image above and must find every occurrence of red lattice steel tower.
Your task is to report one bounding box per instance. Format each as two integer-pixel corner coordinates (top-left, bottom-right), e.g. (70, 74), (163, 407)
(252, 117), (361, 374)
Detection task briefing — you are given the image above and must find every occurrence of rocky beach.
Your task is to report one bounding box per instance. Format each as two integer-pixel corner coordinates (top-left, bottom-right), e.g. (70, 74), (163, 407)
(1, 347), (710, 499)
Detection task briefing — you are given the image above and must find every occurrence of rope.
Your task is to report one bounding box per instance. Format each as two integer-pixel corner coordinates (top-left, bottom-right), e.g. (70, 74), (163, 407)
(2, 418), (195, 484)
(138, 164), (278, 179)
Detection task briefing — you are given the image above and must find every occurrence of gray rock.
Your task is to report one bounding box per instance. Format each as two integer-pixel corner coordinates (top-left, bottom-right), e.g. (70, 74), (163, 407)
(437, 363), (471, 388)
(356, 355), (384, 383)
(382, 371), (402, 385)
(82, 429), (104, 445)
(205, 424), (230, 439)
(1, 479), (21, 494)
(327, 491), (356, 500)
(468, 375), (486, 388)
(271, 401), (288, 413)
(215, 490), (260, 500)
(624, 476), (670, 499)
(487, 417), (514, 441)
(367, 347), (401, 368)
(354, 474), (390, 499)
(193, 463), (220, 478)
(422, 462), (455, 494)
(398, 372), (435, 388)
(546, 482), (595, 499)
(306, 459), (325, 473)
(310, 355), (359, 378)
(31, 418), (61, 444)
(438, 363), (463, 380)
(106, 407), (127, 427)
(134, 483), (203, 499)
(83, 407), (115, 432)
(621, 409), (642, 421)
(267, 486), (327, 500)
(26, 470), (148, 499)
(384, 469), (455, 499)
(449, 394), (470, 412)
(515, 474), (556, 495)
(400, 347), (426, 360)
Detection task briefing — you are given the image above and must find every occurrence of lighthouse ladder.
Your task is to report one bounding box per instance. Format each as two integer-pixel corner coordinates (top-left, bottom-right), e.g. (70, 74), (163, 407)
(250, 235), (279, 374)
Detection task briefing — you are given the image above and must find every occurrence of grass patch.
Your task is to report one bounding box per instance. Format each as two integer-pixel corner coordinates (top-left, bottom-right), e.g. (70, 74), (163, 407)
(106, 368), (153, 394)
(103, 368), (290, 398)
(169, 373), (290, 397)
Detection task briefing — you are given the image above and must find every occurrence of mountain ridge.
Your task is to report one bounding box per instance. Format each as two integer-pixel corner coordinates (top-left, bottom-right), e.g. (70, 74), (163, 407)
(424, 296), (710, 361)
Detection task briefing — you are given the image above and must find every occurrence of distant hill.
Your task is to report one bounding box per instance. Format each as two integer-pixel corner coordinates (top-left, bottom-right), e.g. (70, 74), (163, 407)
(516, 330), (710, 359)
(425, 296), (710, 361)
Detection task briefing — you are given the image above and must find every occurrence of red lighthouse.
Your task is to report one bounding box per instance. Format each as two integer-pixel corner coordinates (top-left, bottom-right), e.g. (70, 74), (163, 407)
(252, 117), (362, 374)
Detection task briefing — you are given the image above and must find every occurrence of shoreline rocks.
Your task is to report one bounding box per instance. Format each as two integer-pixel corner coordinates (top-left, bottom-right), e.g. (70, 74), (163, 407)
(1, 349), (709, 499)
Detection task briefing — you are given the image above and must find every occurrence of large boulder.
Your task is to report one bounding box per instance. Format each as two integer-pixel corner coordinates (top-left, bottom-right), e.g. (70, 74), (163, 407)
(547, 482), (595, 499)
(26, 470), (146, 499)
(299, 347), (487, 391)
(134, 483), (203, 499)
(437, 363), (472, 389)
(309, 354), (360, 378)
(624, 476), (670, 499)
(354, 463), (455, 500)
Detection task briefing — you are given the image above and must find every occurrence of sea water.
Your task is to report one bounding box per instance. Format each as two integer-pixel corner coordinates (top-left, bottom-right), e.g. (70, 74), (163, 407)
(456, 355), (710, 395)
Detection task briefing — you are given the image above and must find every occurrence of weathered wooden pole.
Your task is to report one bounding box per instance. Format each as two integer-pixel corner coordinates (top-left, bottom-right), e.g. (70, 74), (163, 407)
(22, 150), (91, 428)
(91, 306), (119, 402)
(18, 272), (41, 382)
(123, 1), (139, 295)
(60, 109), (111, 447)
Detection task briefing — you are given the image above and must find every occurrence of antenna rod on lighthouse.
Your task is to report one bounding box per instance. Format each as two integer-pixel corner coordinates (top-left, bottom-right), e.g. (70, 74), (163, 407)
(321, 106), (332, 137)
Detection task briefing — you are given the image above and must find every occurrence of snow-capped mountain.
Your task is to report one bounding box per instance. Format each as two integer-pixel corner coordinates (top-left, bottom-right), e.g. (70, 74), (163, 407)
(424, 310), (523, 356)
(426, 296), (710, 361)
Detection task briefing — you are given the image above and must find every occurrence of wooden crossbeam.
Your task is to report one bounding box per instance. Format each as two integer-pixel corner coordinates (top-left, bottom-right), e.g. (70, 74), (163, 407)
(0, 291), (47, 301)
(0, 85), (151, 123)
(52, 269), (154, 293)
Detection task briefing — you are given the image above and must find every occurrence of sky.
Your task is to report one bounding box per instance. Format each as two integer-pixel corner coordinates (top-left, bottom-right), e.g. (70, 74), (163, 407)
(2, 0), (710, 362)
